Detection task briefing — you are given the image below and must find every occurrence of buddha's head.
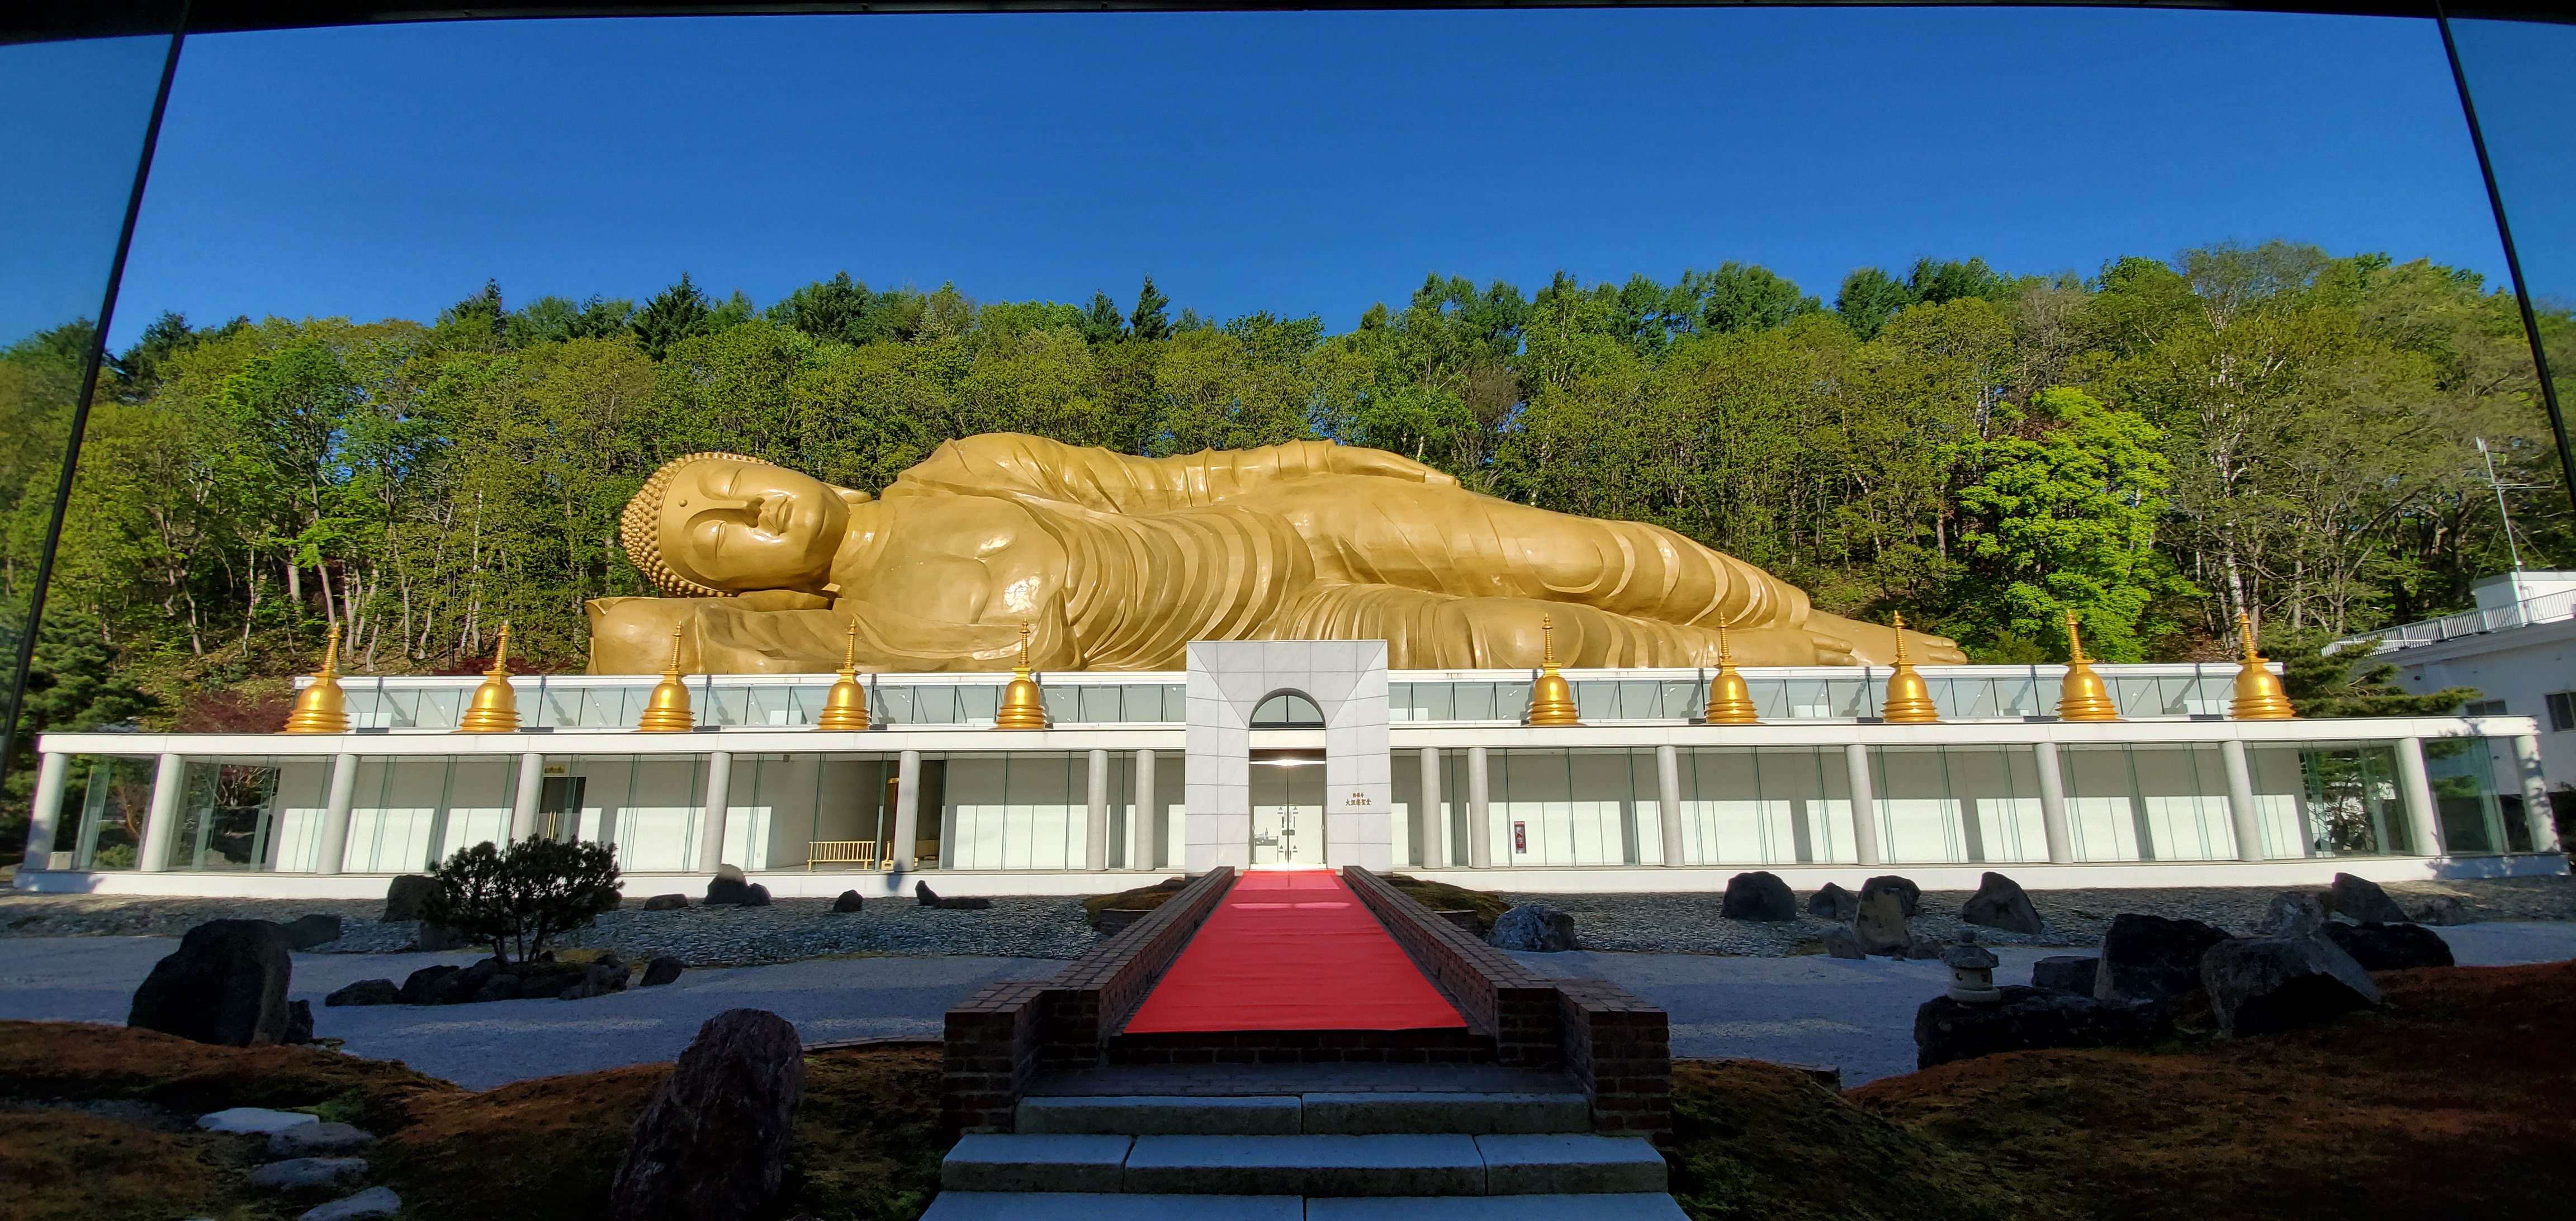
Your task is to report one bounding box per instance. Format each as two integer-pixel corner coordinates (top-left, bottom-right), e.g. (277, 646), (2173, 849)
(621, 453), (868, 596)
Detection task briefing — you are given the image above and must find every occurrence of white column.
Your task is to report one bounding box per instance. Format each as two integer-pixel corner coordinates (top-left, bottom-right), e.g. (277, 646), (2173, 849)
(139, 753), (185, 873)
(2512, 735), (2561, 852)
(2395, 736), (2444, 857)
(510, 753), (546, 842)
(697, 751), (733, 873)
(2222, 738), (2264, 863)
(2034, 741), (2073, 864)
(1466, 746), (1491, 868)
(23, 752), (69, 864)
(1132, 748), (1159, 870)
(1844, 742), (1880, 868)
(1086, 748), (1111, 870)
(1656, 743), (1685, 868)
(1415, 747), (1444, 869)
(892, 749), (922, 869)
(315, 753), (359, 875)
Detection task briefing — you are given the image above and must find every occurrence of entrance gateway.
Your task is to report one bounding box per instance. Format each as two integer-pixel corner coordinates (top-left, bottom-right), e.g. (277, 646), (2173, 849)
(1183, 641), (1394, 874)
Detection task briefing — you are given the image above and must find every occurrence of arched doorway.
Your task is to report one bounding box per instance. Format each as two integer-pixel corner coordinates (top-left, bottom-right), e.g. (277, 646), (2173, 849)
(1251, 690), (1326, 864)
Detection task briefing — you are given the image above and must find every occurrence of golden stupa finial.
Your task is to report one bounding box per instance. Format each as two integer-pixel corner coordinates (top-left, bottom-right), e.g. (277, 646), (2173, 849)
(2056, 609), (2120, 722)
(2229, 608), (2295, 720)
(1701, 624), (1758, 725)
(1525, 613), (1582, 726)
(281, 623), (349, 733)
(995, 623), (1049, 729)
(1879, 610), (1940, 723)
(458, 622), (522, 732)
(817, 619), (872, 731)
(637, 627), (695, 731)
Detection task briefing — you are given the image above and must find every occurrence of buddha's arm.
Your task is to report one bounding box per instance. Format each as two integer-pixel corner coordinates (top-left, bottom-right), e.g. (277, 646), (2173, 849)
(885, 433), (1456, 513)
(586, 596), (1072, 674)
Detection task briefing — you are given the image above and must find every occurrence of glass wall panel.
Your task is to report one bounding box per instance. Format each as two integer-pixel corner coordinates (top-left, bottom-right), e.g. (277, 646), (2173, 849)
(2061, 746), (2144, 862)
(1675, 746), (1854, 865)
(943, 751), (1084, 870)
(2423, 737), (2506, 855)
(1488, 749), (1650, 867)
(2451, 18), (2576, 473)
(58, 754), (158, 870)
(342, 755), (521, 873)
(1868, 745), (2049, 865)
(2131, 744), (2234, 862)
(2300, 743), (2409, 856)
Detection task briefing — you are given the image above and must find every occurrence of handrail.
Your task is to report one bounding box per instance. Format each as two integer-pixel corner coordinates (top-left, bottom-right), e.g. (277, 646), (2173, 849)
(2332, 587), (2576, 655)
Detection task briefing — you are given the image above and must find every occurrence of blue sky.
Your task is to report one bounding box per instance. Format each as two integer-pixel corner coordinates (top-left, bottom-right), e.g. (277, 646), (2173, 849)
(72, 8), (2515, 349)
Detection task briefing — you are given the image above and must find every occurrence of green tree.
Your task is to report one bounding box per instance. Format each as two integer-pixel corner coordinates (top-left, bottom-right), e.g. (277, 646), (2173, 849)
(631, 273), (713, 359)
(1129, 276), (1172, 342)
(421, 836), (623, 961)
(1687, 262), (1821, 334)
(1835, 268), (1916, 341)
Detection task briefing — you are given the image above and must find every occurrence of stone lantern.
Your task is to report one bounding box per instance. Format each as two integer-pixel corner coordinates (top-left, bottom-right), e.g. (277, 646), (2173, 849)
(1943, 943), (2001, 1004)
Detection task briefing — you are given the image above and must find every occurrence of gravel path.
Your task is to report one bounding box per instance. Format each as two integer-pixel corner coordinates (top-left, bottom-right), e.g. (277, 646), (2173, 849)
(4, 874), (2566, 964)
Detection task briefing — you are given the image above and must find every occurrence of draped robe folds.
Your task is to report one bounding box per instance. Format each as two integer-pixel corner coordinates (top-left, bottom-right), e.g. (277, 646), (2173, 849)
(588, 433), (1832, 674)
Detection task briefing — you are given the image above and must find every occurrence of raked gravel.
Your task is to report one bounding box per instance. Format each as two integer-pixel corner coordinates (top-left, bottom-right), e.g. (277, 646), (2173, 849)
(3, 873), (2566, 964)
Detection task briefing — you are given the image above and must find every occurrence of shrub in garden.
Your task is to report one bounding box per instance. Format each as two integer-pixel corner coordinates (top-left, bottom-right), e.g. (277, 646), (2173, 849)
(421, 838), (622, 962)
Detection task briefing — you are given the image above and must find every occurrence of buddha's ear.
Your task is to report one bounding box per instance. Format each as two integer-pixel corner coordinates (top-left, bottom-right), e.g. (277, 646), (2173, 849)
(831, 484), (872, 507)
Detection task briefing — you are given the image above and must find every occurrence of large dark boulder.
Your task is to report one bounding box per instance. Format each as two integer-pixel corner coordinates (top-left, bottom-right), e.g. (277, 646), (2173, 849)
(705, 864), (763, 906)
(1915, 986), (2166, 1069)
(2095, 913), (2230, 1004)
(2030, 955), (2098, 993)
(2327, 873), (2410, 924)
(2255, 891), (2326, 937)
(642, 894), (690, 912)
(2201, 932), (2381, 1037)
(1854, 884), (1911, 956)
(1820, 926), (1865, 959)
(642, 957), (686, 987)
(914, 882), (992, 910)
(281, 914), (344, 950)
(326, 978), (400, 1007)
(283, 999), (314, 1045)
(1720, 871), (1798, 921)
(1859, 875), (1921, 918)
(609, 1009), (806, 1221)
(1959, 872), (2043, 935)
(1807, 883), (1858, 921)
(1488, 903), (1578, 952)
(128, 920), (296, 1046)
(2321, 921), (2456, 972)
(382, 875), (437, 922)
(396, 964), (462, 1006)
(832, 890), (865, 913)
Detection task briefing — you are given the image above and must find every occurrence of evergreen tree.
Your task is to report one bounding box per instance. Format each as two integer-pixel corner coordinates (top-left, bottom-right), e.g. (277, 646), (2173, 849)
(1079, 291), (1126, 345)
(632, 272), (713, 359)
(437, 280), (509, 349)
(769, 272), (874, 346)
(1835, 267), (1918, 340)
(1130, 276), (1172, 342)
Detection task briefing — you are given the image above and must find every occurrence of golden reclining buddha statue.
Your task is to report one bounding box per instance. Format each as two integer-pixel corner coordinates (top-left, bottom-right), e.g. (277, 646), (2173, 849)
(589, 433), (1963, 674)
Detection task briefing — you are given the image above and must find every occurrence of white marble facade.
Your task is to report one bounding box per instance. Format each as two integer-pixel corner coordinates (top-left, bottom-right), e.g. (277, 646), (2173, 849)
(1184, 640), (1393, 872)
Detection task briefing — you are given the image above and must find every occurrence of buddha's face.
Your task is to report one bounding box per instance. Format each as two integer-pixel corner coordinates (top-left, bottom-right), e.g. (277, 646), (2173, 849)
(660, 458), (860, 591)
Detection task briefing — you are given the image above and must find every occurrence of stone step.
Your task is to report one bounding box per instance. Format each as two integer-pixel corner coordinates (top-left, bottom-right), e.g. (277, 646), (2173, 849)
(1014, 1091), (1592, 1135)
(922, 1193), (1690, 1220)
(942, 1133), (1667, 1197)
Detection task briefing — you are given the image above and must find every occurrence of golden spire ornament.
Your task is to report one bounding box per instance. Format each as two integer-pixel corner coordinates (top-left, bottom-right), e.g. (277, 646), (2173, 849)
(994, 624), (1049, 730)
(2229, 609), (2296, 720)
(1525, 613), (1582, 726)
(2055, 610), (2120, 722)
(1701, 624), (1759, 725)
(637, 627), (696, 732)
(281, 624), (349, 734)
(817, 621), (872, 731)
(1878, 612), (1941, 723)
(457, 622), (522, 732)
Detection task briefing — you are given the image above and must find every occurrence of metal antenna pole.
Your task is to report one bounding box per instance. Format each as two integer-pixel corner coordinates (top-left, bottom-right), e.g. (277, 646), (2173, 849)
(2479, 437), (2526, 574)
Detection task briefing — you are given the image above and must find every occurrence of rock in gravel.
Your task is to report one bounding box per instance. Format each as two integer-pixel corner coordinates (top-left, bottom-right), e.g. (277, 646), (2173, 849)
(642, 956), (686, 987)
(914, 882), (991, 910)
(1905, 939), (1944, 960)
(706, 865), (763, 907)
(396, 964), (461, 1006)
(2327, 873), (2411, 924)
(2409, 895), (2473, 926)
(2095, 913), (2230, 1004)
(280, 914), (344, 949)
(2255, 891), (2327, 937)
(1720, 871), (1797, 921)
(2201, 931), (2381, 1037)
(199, 1108), (319, 1134)
(1915, 986), (2166, 1068)
(325, 979), (400, 1007)
(270, 1122), (376, 1157)
(2321, 921), (2456, 971)
(1820, 925), (1865, 959)
(129, 919), (295, 1047)
(247, 1157), (368, 1193)
(1488, 903), (1578, 952)
(1958, 872), (2043, 934)
(610, 1009), (806, 1221)
(1806, 883), (1858, 922)
(297, 1185), (401, 1220)
(1860, 875), (1921, 918)
(832, 890), (865, 913)
(382, 876), (436, 923)
(1853, 885), (1911, 957)
(643, 894), (690, 912)
(2030, 955), (2098, 993)
(284, 999), (314, 1045)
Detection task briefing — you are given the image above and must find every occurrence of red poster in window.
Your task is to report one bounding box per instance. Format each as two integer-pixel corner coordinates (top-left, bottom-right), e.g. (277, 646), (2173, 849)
(1513, 821), (1527, 853)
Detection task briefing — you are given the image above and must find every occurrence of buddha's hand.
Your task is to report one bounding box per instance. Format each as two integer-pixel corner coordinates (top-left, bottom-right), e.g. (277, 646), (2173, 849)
(1803, 611), (1969, 667)
(1327, 445), (1460, 488)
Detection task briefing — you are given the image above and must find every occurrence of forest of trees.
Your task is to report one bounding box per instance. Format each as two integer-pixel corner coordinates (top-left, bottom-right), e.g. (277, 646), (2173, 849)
(1, 241), (2566, 766)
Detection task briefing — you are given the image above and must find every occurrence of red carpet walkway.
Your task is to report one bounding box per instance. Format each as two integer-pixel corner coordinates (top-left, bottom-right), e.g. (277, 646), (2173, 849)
(1121, 869), (1467, 1033)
